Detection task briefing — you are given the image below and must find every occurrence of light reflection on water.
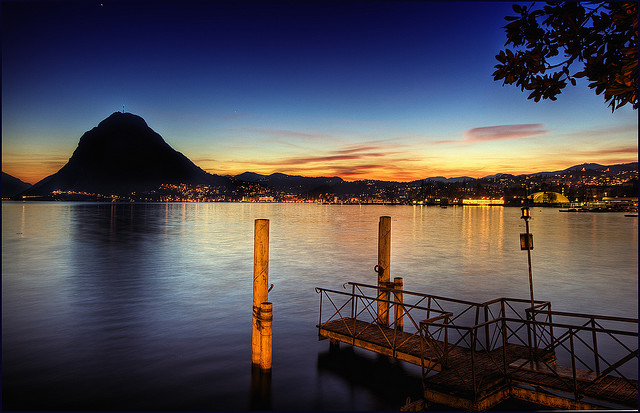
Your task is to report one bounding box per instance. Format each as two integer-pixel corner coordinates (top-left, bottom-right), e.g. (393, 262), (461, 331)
(2, 202), (637, 410)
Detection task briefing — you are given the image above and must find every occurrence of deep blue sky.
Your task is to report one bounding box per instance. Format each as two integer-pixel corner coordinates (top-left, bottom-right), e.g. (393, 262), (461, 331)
(2, 0), (637, 183)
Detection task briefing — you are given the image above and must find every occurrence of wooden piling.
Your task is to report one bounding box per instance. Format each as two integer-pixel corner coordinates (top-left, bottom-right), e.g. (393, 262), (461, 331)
(252, 219), (269, 368)
(377, 216), (391, 327)
(394, 277), (404, 331)
(259, 302), (273, 371)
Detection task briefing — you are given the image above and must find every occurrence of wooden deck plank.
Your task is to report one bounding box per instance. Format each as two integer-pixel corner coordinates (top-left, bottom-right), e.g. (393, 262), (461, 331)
(509, 366), (638, 407)
(509, 358), (598, 381)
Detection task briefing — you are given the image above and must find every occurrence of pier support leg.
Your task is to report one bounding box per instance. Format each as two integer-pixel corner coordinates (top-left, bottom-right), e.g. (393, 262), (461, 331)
(252, 219), (270, 369)
(377, 216), (391, 327)
(394, 277), (404, 332)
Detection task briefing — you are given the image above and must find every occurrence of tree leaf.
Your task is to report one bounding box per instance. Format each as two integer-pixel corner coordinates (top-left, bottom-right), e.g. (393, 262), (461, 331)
(493, 1), (638, 111)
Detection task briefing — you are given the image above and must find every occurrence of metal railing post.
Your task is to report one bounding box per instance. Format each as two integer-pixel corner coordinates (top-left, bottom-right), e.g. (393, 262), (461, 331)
(526, 308), (533, 360)
(569, 328), (579, 401)
(532, 306), (539, 355)
(548, 303), (554, 352)
(471, 328), (477, 402)
(591, 317), (600, 375)
(444, 315), (449, 368)
(484, 305), (490, 350)
(502, 316), (508, 377)
(420, 322), (426, 383)
(351, 284), (355, 319)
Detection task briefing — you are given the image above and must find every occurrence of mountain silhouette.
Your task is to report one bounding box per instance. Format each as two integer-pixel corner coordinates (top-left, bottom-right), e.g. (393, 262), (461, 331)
(2, 172), (32, 198)
(25, 112), (230, 196)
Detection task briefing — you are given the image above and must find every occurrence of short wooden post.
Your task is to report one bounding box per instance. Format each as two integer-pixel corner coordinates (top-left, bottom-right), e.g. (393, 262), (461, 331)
(259, 302), (273, 371)
(252, 219), (269, 368)
(393, 277), (404, 331)
(377, 216), (391, 327)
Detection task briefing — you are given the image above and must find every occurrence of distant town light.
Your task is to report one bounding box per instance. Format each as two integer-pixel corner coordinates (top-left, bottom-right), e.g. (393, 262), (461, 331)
(462, 199), (505, 206)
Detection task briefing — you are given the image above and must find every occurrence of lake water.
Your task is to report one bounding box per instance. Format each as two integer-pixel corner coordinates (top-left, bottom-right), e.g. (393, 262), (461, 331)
(2, 202), (637, 410)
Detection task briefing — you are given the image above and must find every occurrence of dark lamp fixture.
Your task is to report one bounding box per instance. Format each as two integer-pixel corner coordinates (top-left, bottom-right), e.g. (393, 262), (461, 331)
(521, 206), (530, 219)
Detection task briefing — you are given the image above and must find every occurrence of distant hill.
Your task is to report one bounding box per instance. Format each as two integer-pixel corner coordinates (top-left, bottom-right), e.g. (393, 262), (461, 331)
(2, 172), (32, 198)
(23, 112), (231, 196)
(233, 163), (636, 196)
(235, 172), (344, 194)
(524, 162), (638, 178)
(422, 176), (474, 183)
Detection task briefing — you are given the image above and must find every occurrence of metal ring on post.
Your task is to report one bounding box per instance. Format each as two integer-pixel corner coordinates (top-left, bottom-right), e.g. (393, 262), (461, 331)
(374, 264), (381, 274)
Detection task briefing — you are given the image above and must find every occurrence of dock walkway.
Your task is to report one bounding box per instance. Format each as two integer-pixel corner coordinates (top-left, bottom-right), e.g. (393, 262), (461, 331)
(316, 282), (638, 410)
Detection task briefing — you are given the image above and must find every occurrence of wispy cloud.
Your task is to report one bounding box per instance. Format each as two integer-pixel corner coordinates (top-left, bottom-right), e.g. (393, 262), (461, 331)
(560, 124), (638, 140)
(331, 164), (390, 178)
(434, 124), (548, 145)
(244, 128), (336, 140)
(273, 163), (417, 182)
(212, 111), (252, 121)
(262, 143), (412, 167)
(273, 153), (386, 165)
(464, 124), (547, 141)
(560, 145), (638, 163)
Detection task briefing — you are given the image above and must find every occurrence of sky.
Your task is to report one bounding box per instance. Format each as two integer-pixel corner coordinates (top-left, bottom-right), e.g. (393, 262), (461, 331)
(2, 0), (637, 184)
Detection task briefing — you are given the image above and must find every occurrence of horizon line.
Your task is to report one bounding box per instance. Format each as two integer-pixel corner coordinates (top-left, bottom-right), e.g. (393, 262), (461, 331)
(4, 160), (638, 186)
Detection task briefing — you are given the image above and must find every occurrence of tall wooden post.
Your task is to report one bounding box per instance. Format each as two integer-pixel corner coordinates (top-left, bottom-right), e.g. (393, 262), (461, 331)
(394, 277), (404, 331)
(252, 219), (270, 368)
(377, 216), (391, 326)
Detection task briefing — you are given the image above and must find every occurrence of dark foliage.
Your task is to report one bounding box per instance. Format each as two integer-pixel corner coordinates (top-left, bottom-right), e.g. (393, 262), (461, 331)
(493, 2), (638, 111)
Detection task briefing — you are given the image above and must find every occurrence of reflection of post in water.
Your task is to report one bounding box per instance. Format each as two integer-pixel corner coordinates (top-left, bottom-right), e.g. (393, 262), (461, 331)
(250, 364), (272, 410)
(250, 219), (273, 410)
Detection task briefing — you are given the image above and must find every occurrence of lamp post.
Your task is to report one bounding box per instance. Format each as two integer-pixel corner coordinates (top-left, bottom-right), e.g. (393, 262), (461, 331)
(520, 206), (534, 308)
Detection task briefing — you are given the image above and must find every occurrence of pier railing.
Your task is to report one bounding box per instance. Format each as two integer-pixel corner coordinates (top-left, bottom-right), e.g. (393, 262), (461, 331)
(420, 302), (638, 406)
(315, 281), (511, 368)
(419, 297), (554, 401)
(315, 283), (452, 360)
(315, 283), (550, 367)
(515, 308), (639, 401)
(316, 283), (637, 407)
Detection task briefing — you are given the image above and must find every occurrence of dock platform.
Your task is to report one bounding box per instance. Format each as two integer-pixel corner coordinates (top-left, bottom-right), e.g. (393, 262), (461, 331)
(316, 282), (638, 410)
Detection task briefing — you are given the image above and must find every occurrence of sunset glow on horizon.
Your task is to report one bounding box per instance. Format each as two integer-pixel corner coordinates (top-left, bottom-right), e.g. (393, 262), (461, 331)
(2, 1), (637, 185)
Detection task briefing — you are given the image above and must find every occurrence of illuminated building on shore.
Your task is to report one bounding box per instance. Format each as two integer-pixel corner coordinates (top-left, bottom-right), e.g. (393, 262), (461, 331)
(462, 198), (504, 206)
(530, 191), (570, 204)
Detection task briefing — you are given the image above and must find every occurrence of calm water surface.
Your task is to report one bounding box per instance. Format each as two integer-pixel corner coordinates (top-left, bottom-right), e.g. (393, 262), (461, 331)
(2, 202), (637, 410)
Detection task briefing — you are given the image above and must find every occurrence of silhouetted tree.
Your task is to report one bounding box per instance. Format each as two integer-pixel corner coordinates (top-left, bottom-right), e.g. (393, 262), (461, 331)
(493, 2), (638, 111)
